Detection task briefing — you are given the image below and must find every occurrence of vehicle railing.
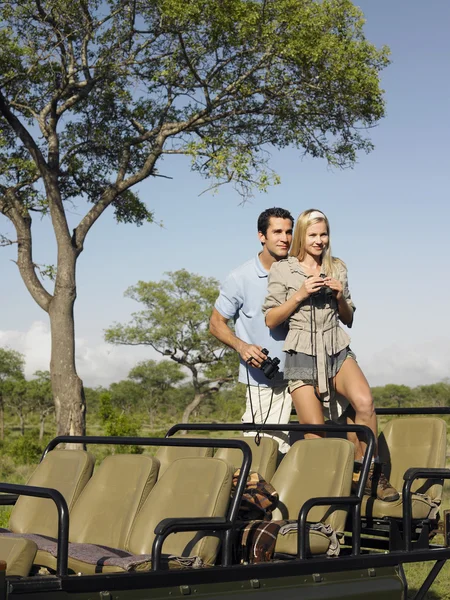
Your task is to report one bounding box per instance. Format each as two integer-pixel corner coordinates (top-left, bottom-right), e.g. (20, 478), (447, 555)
(0, 483), (69, 577)
(165, 422), (376, 556)
(36, 436), (252, 574)
(376, 407), (450, 415)
(403, 467), (450, 552)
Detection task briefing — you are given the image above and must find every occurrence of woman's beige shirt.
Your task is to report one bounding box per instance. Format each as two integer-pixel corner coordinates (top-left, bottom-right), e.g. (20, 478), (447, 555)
(262, 256), (355, 397)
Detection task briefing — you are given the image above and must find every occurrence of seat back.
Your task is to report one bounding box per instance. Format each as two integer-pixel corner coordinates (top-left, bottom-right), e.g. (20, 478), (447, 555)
(378, 417), (447, 501)
(69, 454), (160, 548)
(9, 450), (95, 538)
(214, 436), (278, 481)
(271, 438), (354, 533)
(155, 445), (213, 478)
(0, 536), (37, 577)
(127, 457), (233, 565)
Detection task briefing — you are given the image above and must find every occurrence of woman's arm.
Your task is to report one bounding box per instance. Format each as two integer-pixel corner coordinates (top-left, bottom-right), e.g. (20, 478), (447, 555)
(264, 275), (326, 329)
(323, 263), (355, 326)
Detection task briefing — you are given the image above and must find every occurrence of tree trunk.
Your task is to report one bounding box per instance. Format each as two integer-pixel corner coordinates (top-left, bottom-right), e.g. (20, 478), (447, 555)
(49, 290), (86, 438)
(19, 412), (25, 436)
(182, 393), (205, 424)
(39, 414), (45, 441)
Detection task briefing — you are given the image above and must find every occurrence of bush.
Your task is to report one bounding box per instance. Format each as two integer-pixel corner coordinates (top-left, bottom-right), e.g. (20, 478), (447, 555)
(6, 434), (42, 465)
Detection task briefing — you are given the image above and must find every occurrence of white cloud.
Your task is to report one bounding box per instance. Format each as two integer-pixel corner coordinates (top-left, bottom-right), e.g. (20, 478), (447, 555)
(1, 322), (449, 389)
(360, 338), (450, 388)
(0, 320), (158, 387)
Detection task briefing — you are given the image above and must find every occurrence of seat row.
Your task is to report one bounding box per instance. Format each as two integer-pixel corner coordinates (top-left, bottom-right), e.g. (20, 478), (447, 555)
(0, 416), (447, 577)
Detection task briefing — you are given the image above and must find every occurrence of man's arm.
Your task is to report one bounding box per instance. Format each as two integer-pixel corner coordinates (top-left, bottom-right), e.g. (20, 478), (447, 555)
(209, 308), (267, 367)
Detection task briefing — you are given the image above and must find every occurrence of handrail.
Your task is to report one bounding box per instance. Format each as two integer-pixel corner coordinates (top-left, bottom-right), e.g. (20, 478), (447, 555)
(376, 408), (450, 415)
(0, 483), (69, 577)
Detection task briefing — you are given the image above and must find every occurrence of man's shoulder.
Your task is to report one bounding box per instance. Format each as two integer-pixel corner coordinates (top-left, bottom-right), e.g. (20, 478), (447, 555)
(225, 257), (257, 279)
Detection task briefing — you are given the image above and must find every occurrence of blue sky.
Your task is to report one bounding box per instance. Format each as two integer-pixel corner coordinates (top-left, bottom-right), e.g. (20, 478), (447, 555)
(1, 0), (449, 388)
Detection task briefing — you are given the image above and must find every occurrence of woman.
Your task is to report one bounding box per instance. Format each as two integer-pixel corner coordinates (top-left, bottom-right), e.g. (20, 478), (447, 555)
(262, 209), (398, 502)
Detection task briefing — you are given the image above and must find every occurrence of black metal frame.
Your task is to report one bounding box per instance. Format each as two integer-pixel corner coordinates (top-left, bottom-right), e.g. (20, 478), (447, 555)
(1, 414), (449, 599)
(166, 422), (376, 557)
(361, 408), (450, 552)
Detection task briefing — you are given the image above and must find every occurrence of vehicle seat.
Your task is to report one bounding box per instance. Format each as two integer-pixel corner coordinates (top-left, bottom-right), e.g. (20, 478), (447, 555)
(33, 453), (160, 572)
(214, 436), (279, 481)
(0, 536), (37, 577)
(6, 450), (95, 538)
(270, 438), (354, 557)
(156, 443), (213, 478)
(27, 456), (233, 574)
(362, 417), (447, 519)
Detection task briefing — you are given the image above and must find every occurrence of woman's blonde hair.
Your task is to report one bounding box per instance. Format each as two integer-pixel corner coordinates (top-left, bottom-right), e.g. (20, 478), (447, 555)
(290, 209), (343, 276)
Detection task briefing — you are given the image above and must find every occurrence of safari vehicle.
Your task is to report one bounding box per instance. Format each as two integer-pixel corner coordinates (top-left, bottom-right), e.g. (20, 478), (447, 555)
(0, 408), (449, 600)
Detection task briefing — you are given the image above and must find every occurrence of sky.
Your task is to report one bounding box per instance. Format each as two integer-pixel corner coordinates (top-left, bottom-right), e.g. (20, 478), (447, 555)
(1, 0), (449, 389)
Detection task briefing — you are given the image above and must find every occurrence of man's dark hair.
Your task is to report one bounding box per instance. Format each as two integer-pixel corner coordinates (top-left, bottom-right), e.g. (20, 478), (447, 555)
(257, 207), (294, 237)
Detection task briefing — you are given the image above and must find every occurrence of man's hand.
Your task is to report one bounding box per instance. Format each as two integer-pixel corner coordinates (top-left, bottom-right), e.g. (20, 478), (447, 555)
(236, 342), (267, 368)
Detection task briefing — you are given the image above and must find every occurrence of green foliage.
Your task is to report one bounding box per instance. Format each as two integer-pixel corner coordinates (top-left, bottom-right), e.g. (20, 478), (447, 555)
(6, 433), (43, 465)
(105, 269), (238, 423)
(0, 347), (24, 381)
(98, 392), (142, 453)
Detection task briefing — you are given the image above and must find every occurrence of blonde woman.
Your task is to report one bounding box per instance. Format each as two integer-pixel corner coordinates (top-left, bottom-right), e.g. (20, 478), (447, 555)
(262, 209), (398, 501)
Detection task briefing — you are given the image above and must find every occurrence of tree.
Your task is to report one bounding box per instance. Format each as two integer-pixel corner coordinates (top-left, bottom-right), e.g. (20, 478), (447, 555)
(0, 347), (25, 440)
(0, 0), (389, 435)
(372, 384), (415, 409)
(106, 270), (238, 423)
(109, 380), (143, 414)
(3, 378), (30, 435)
(414, 382), (450, 408)
(27, 370), (55, 441)
(128, 360), (186, 427)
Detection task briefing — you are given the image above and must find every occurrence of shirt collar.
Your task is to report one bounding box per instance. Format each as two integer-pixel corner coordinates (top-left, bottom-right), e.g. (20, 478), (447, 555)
(255, 252), (269, 278)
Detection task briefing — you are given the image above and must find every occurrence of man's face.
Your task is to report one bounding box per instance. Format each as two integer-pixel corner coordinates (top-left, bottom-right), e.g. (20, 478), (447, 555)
(258, 217), (293, 259)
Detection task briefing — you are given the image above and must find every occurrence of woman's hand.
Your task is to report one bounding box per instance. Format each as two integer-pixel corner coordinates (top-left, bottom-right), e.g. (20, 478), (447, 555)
(323, 277), (343, 300)
(297, 276), (325, 300)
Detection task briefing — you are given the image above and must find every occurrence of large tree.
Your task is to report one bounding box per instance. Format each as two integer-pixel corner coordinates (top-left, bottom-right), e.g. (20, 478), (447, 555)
(128, 360), (186, 427)
(0, 0), (389, 435)
(105, 270), (238, 423)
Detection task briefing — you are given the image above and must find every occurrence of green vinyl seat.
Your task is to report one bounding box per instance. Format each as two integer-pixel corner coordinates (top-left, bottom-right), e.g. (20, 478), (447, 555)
(0, 536), (37, 577)
(362, 417), (447, 520)
(33, 456), (233, 574)
(33, 453), (160, 572)
(271, 438), (354, 557)
(6, 449), (95, 538)
(155, 443), (213, 478)
(214, 436), (279, 481)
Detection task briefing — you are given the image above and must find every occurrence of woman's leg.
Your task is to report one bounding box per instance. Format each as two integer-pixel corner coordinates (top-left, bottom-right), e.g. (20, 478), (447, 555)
(334, 358), (399, 501)
(334, 357), (376, 459)
(290, 384), (326, 439)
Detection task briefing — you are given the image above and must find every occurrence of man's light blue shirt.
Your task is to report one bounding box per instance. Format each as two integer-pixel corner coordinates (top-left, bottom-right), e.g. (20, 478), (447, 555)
(215, 253), (288, 387)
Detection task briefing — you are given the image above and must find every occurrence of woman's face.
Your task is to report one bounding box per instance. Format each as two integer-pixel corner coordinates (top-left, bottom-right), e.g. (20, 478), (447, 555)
(304, 220), (329, 257)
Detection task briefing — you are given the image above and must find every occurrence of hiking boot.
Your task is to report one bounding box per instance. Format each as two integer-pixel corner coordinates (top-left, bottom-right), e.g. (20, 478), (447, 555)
(364, 462), (400, 502)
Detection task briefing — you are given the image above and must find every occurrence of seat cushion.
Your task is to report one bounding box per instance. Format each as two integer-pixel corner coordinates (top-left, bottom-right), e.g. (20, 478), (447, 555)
(0, 535), (37, 577)
(274, 528), (330, 556)
(362, 493), (433, 520)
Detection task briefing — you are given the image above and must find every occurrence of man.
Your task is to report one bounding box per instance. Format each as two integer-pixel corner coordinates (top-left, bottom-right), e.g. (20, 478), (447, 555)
(209, 207), (294, 453)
